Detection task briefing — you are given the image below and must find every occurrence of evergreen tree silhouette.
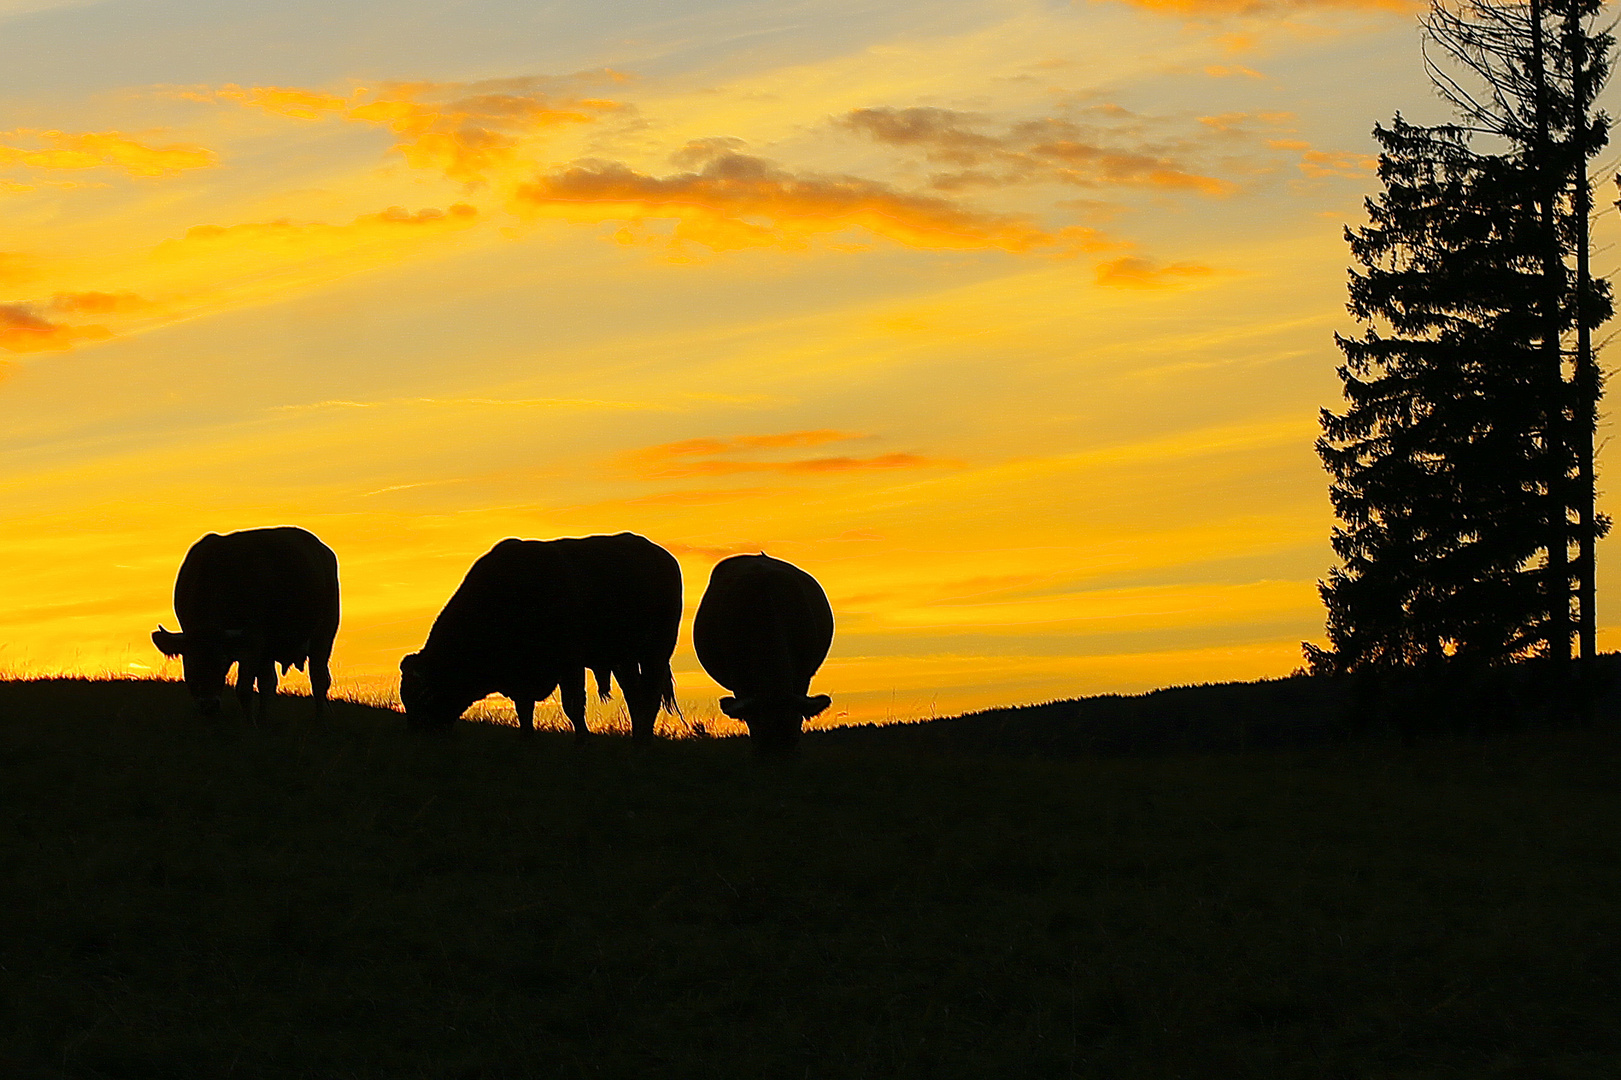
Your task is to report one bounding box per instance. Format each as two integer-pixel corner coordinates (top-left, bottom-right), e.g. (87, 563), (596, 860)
(1310, 120), (1549, 676)
(1310, 0), (1613, 706)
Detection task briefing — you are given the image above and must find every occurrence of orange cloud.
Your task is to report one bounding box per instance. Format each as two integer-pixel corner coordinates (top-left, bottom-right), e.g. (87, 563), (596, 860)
(513, 151), (1099, 255)
(196, 77), (622, 183)
(1094, 255), (1215, 289)
(154, 203), (478, 259)
(50, 291), (150, 316)
(637, 430), (859, 462)
(1203, 65), (1265, 79)
(843, 107), (1236, 196)
(622, 430), (954, 480)
(0, 304), (113, 353)
(663, 541), (769, 559)
(619, 488), (778, 506)
(0, 205), (479, 362)
(648, 453), (941, 479)
(1298, 149), (1377, 178)
(0, 130), (214, 177)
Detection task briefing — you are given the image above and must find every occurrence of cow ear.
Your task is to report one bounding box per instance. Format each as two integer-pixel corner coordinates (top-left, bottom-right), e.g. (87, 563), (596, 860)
(718, 695), (743, 719)
(801, 694), (832, 719)
(152, 626), (185, 657)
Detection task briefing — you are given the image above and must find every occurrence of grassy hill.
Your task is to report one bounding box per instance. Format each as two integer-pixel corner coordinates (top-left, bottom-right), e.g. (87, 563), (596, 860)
(3, 676), (1620, 1078)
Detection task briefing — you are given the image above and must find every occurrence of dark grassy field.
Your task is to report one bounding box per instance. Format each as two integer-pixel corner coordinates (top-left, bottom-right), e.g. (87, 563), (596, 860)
(3, 677), (1620, 1079)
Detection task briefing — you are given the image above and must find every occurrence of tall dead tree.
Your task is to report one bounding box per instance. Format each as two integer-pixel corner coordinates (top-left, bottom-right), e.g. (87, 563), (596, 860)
(1422, 0), (1613, 677)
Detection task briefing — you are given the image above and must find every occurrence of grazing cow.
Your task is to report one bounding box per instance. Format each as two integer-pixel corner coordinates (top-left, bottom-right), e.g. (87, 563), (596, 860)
(399, 532), (681, 742)
(152, 526), (340, 720)
(693, 553), (833, 753)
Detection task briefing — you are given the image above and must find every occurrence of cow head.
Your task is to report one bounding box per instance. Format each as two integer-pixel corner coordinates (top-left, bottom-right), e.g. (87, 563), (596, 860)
(720, 692), (831, 754)
(152, 624), (262, 715)
(399, 651), (472, 729)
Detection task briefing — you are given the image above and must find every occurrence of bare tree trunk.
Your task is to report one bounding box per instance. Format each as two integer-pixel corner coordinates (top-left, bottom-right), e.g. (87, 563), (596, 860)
(1529, 0), (1573, 683)
(1566, 5), (1599, 671)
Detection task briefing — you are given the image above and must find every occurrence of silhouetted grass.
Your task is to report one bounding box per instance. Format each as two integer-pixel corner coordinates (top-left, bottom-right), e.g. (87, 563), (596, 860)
(3, 677), (1619, 1079)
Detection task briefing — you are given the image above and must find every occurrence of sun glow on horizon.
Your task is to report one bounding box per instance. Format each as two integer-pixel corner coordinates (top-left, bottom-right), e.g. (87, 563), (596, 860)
(4, 0), (1617, 725)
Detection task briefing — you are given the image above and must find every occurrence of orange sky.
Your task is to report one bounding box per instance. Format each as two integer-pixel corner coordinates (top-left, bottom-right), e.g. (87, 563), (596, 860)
(3, 0), (1616, 726)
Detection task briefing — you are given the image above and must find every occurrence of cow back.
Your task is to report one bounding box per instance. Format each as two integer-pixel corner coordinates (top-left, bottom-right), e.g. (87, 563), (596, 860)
(174, 527), (340, 666)
(421, 532), (681, 678)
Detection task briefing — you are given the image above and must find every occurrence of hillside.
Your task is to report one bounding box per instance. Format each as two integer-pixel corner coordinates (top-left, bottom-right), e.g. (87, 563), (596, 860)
(817, 655), (1621, 756)
(3, 676), (1620, 1078)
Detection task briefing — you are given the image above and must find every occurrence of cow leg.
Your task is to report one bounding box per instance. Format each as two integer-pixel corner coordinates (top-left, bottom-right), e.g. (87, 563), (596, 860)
(514, 697), (535, 736)
(561, 669), (589, 743)
(234, 661), (255, 717)
(309, 651), (333, 720)
(618, 666), (658, 744)
(254, 660), (278, 724)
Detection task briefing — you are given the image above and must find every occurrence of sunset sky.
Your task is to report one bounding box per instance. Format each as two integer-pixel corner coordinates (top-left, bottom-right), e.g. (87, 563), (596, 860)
(5, 0), (1618, 727)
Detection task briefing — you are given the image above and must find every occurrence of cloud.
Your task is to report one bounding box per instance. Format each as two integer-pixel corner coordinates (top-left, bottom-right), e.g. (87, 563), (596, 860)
(513, 151), (1102, 255)
(1198, 111), (1294, 134)
(663, 541), (769, 559)
(272, 393), (659, 413)
(649, 452), (940, 479)
(636, 430), (859, 462)
(192, 76), (624, 183)
(0, 304), (112, 352)
(1093, 255), (1216, 289)
(842, 107), (1235, 196)
(1, 205), (479, 363)
(1297, 148), (1377, 178)
(153, 203), (478, 261)
(623, 430), (955, 480)
(0, 130), (214, 176)
(49, 291), (150, 316)
(620, 488), (777, 506)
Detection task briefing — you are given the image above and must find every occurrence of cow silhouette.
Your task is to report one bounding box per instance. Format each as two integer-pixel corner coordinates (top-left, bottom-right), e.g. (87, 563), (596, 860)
(400, 533), (681, 741)
(152, 526), (340, 721)
(694, 553), (833, 753)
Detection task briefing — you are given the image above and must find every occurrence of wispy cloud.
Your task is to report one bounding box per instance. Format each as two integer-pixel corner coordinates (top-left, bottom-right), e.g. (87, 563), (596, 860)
(513, 149), (1105, 255)
(0, 304), (112, 353)
(842, 107), (1235, 196)
(155, 203), (479, 260)
(186, 75), (626, 184)
(623, 430), (956, 480)
(1296, 148), (1377, 178)
(0, 130), (215, 177)
(1094, 255), (1216, 289)
(273, 394), (663, 413)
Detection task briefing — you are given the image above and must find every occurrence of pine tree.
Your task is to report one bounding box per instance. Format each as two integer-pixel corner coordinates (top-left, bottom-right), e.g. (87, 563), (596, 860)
(1309, 119), (1550, 677)
(1422, 0), (1614, 671)
(1310, 1), (1614, 696)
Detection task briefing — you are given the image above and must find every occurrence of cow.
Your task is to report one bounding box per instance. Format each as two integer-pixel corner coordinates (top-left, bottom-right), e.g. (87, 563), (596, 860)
(693, 553), (834, 754)
(151, 526), (340, 721)
(399, 532), (681, 742)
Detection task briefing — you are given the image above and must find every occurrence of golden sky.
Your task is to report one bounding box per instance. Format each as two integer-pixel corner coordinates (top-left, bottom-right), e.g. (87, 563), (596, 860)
(4, 0), (1616, 725)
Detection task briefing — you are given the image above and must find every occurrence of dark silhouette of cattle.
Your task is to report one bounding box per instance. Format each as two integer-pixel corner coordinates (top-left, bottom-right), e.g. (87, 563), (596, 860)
(694, 553), (833, 753)
(400, 532), (681, 741)
(152, 526), (340, 720)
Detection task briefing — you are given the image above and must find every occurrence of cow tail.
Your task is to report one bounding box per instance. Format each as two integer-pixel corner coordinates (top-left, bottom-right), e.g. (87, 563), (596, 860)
(657, 661), (680, 719)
